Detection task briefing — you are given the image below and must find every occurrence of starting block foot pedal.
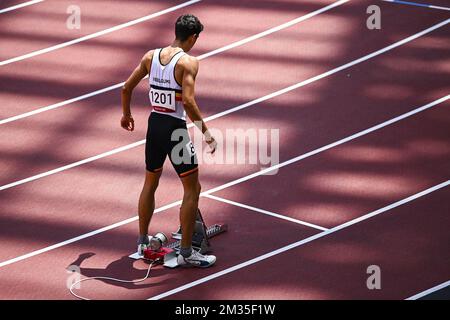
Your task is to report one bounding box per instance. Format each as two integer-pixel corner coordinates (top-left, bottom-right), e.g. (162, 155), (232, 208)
(129, 208), (227, 268)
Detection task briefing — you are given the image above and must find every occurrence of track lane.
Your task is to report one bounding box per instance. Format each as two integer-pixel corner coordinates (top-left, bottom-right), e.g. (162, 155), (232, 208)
(0, 198), (318, 299)
(167, 184), (450, 299)
(213, 104), (450, 228)
(0, 98), (447, 298)
(0, 21), (447, 263)
(0, 0), (44, 14)
(0, 0), (446, 300)
(1, 1), (447, 186)
(0, 0), (198, 62)
(0, 0), (339, 118)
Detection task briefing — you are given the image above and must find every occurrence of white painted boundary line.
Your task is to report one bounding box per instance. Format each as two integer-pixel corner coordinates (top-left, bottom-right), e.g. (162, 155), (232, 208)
(204, 194), (329, 231)
(382, 0), (450, 11)
(0, 200), (181, 268)
(1, 19), (448, 192)
(0, 95), (447, 269)
(202, 95), (449, 195)
(406, 280), (450, 300)
(149, 180), (450, 300)
(197, 0), (349, 60)
(0, 82), (124, 125)
(0, 0), (43, 14)
(0, 140), (145, 191)
(0, 0), (201, 66)
(0, 0), (349, 124)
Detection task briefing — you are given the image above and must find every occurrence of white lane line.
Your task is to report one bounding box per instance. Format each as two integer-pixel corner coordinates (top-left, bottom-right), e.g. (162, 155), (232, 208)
(204, 194), (329, 231)
(0, 95), (447, 268)
(202, 95), (449, 195)
(149, 180), (450, 300)
(382, 0), (450, 11)
(197, 0), (349, 60)
(0, 0), (201, 66)
(0, 82), (124, 125)
(0, 0), (349, 125)
(0, 140), (145, 191)
(0, 200), (182, 268)
(0, 0), (43, 14)
(406, 280), (450, 300)
(1, 19), (448, 192)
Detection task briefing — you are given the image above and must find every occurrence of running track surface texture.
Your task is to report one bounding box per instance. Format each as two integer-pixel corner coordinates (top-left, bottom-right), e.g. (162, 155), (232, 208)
(0, 0), (449, 300)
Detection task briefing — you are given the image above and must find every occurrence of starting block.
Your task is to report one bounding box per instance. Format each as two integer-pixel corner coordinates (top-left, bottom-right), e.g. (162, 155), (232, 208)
(129, 209), (227, 268)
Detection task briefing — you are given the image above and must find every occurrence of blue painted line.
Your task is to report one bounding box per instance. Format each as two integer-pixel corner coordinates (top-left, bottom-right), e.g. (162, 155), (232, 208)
(384, 0), (450, 11)
(390, 0), (430, 8)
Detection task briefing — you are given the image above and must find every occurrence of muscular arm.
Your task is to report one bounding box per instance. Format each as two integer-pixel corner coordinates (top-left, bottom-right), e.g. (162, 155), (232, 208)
(181, 56), (214, 145)
(120, 51), (152, 131)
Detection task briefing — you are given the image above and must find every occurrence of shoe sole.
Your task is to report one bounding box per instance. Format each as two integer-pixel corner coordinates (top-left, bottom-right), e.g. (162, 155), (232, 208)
(177, 258), (216, 268)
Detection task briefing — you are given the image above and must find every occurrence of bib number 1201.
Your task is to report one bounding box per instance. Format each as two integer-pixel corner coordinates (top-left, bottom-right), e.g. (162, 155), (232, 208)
(151, 91), (172, 105)
(150, 88), (176, 111)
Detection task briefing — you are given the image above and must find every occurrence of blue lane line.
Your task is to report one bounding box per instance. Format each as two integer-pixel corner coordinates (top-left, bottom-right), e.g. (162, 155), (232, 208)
(383, 0), (450, 11)
(389, 0), (430, 8)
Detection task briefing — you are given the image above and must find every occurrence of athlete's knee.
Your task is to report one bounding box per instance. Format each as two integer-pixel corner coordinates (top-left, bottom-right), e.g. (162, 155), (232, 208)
(143, 171), (161, 193)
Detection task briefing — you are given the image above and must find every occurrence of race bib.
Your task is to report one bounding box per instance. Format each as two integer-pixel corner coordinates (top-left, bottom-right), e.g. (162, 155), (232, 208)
(150, 88), (176, 111)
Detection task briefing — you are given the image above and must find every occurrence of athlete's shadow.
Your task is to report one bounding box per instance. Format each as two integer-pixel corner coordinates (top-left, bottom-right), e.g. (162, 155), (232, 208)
(68, 252), (170, 290)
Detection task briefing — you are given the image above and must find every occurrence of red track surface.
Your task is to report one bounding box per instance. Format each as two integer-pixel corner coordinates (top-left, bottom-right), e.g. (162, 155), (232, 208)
(0, 0), (449, 299)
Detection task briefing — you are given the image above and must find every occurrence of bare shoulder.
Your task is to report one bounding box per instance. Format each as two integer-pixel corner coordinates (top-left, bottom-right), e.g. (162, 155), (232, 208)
(178, 54), (199, 72)
(141, 50), (155, 71)
(143, 49), (155, 60)
(142, 50), (155, 62)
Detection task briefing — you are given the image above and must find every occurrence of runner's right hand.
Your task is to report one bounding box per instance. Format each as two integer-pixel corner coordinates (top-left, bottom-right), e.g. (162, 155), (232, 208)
(121, 114), (135, 131)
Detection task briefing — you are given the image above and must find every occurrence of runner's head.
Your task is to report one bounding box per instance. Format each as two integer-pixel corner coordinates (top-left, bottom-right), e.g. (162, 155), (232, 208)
(175, 14), (204, 51)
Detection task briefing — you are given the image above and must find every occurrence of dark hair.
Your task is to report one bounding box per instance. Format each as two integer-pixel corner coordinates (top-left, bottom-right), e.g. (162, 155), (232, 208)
(175, 14), (204, 41)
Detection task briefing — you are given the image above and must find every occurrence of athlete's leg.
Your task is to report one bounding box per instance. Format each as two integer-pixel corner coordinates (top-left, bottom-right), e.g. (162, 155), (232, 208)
(177, 169), (216, 267)
(179, 169), (201, 248)
(138, 169), (163, 237)
(140, 112), (166, 243)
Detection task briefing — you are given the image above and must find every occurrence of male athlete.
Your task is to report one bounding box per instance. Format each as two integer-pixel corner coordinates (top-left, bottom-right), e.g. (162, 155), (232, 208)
(120, 14), (217, 267)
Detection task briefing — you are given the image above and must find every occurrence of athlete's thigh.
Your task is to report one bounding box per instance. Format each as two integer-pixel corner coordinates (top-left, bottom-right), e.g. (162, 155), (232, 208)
(145, 113), (168, 172)
(167, 123), (198, 178)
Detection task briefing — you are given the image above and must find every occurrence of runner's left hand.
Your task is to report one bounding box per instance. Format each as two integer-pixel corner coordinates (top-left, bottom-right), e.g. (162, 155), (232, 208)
(206, 136), (217, 154)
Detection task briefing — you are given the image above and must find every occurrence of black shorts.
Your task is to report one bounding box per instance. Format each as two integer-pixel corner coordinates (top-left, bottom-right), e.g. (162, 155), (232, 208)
(145, 112), (198, 177)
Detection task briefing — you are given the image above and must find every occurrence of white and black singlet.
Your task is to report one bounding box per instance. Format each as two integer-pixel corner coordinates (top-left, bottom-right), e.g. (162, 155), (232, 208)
(145, 48), (198, 177)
